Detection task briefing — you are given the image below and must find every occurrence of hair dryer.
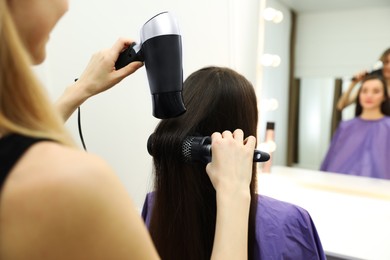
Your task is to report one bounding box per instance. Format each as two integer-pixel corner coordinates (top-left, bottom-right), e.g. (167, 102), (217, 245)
(115, 12), (186, 119)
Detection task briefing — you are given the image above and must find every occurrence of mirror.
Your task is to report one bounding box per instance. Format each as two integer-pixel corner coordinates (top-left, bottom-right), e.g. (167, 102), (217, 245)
(264, 0), (390, 171)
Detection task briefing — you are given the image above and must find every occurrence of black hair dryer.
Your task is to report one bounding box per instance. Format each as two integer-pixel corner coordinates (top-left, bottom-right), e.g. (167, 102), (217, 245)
(115, 11), (186, 119)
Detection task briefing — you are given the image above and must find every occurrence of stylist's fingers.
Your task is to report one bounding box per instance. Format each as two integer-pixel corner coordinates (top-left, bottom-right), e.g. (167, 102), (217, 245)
(221, 130), (233, 139)
(109, 38), (143, 80)
(232, 129), (244, 141)
(206, 129), (256, 193)
(244, 135), (256, 150)
(111, 37), (134, 55)
(354, 70), (368, 82)
(111, 38), (144, 79)
(115, 61), (144, 79)
(211, 131), (222, 140)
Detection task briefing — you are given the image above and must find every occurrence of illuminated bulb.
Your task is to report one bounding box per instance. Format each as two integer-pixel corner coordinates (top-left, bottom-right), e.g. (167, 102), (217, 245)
(273, 10), (284, 23)
(271, 55), (281, 67)
(263, 7), (284, 23)
(261, 54), (274, 67)
(258, 98), (279, 111)
(261, 54), (281, 67)
(262, 98), (279, 112)
(263, 7), (277, 21)
(258, 141), (277, 153)
(267, 98), (279, 111)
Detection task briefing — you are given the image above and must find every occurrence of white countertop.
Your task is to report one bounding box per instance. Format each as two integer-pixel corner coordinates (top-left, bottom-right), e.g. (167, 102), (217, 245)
(257, 166), (390, 260)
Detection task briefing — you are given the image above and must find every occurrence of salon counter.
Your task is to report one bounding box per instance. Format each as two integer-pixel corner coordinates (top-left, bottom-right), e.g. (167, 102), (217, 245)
(257, 166), (390, 260)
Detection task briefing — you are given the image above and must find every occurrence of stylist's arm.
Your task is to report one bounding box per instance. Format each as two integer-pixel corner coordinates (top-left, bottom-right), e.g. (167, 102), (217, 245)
(1, 0), (159, 259)
(207, 129), (256, 260)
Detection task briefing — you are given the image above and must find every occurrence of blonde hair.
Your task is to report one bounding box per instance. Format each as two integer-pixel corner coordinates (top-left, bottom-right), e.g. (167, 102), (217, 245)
(0, 0), (75, 146)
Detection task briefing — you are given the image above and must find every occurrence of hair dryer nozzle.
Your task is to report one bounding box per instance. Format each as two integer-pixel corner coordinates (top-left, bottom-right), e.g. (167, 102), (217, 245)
(151, 91), (186, 119)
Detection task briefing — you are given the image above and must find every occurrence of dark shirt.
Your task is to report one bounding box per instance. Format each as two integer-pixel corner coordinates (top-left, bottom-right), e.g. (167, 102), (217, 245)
(0, 134), (47, 187)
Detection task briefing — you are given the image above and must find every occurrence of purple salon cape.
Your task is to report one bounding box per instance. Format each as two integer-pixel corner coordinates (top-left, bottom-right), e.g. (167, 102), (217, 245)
(320, 116), (390, 179)
(142, 193), (326, 260)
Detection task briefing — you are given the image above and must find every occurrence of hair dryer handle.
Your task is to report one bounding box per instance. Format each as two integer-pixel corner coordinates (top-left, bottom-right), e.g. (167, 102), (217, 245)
(115, 42), (143, 70)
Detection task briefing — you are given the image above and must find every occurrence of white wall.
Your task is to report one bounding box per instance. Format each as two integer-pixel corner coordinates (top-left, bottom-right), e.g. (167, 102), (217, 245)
(295, 6), (390, 78)
(34, 0), (261, 209)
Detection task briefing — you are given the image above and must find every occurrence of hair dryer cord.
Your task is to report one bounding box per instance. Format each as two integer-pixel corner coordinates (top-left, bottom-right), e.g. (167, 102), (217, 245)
(77, 106), (87, 151)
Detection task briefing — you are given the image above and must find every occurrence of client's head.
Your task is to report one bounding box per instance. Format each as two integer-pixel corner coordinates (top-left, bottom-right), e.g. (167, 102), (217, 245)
(355, 74), (390, 116)
(148, 66), (258, 260)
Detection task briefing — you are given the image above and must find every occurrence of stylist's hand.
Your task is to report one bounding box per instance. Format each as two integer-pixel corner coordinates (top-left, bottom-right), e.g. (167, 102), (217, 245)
(76, 38), (143, 98)
(56, 38), (143, 121)
(352, 70), (368, 83)
(206, 129), (256, 195)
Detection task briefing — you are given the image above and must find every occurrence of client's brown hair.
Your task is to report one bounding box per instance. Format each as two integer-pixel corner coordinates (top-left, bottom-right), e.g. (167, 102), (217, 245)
(149, 66), (259, 260)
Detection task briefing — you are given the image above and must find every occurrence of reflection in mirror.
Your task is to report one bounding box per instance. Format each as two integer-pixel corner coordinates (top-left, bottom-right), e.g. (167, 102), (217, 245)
(266, 0), (390, 172)
(259, 4), (390, 260)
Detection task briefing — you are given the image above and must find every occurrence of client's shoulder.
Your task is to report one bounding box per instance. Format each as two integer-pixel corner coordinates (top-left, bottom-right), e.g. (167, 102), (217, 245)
(254, 195), (325, 259)
(383, 116), (390, 125)
(340, 117), (359, 127)
(255, 194), (312, 225)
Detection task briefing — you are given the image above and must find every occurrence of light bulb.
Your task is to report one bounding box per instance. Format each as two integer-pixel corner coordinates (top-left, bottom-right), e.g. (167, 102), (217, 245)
(258, 141), (277, 153)
(261, 54), (281, 67)
(263, 7), (284, 24)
